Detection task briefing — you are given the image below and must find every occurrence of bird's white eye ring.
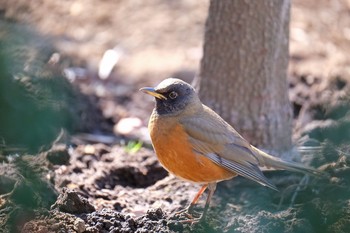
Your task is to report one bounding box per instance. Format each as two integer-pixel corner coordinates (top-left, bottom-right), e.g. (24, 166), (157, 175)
(169, 91), (178, 99)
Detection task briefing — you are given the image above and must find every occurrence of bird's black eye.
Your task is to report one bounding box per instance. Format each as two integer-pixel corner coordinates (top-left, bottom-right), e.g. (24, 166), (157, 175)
(169, 91), (178, 99)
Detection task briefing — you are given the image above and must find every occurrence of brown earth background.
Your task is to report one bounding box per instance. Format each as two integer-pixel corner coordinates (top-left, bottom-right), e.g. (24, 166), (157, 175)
(1, 0), (350, 232)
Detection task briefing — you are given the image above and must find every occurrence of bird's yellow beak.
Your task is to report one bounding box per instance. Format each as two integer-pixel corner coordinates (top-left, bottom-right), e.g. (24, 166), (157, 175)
(139, 87), (167, 100)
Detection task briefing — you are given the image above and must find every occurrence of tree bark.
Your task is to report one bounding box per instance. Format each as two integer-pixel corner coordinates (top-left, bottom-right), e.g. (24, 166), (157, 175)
(194, 0), (292, 154)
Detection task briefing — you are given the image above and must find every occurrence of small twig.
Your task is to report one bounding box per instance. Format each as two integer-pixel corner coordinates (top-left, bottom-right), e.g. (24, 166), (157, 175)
(277, 175), (310, 209)
(289, 175), (309, 207)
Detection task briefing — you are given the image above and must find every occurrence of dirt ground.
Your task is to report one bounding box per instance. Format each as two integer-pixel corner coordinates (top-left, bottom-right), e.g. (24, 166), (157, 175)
(1, 0), (350, 232)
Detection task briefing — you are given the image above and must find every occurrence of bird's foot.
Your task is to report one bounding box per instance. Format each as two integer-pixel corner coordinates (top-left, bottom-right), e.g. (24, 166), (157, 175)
(174, 206), (204, 225)
(179, 215), (203, 225)
(174, 207), (190, 216)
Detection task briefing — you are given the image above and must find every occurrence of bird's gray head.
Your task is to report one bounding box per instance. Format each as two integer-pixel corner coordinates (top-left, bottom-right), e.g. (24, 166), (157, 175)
(140, 78), (200, 116)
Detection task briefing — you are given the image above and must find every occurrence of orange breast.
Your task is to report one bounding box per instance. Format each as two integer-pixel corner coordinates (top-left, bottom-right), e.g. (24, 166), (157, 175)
(149, 114), (235, 183)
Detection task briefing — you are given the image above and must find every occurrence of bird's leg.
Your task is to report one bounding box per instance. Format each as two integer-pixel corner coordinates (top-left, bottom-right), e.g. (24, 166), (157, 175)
(201, 182), (217, 220)
(176, 184), (207, 217)
(180, 182), (217, 224)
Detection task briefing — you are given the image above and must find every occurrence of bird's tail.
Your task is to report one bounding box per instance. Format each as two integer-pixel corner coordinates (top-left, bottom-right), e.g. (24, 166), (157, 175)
(252, 146), (322, 177)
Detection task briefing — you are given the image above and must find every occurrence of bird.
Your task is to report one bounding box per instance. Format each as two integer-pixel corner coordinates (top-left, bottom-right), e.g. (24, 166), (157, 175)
(140, 78), (320, 222)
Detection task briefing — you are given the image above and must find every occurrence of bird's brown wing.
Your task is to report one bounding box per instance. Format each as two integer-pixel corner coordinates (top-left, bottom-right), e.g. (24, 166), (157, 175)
(180, 105), (277, 190)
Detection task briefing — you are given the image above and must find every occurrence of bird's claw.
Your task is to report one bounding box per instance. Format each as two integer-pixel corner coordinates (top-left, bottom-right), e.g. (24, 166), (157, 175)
(174, 207), (204, 225)
(179, 216), (202, 225)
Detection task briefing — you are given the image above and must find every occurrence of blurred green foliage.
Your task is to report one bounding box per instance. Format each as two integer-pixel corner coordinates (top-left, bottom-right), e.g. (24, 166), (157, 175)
(124, 140), (143, 154)
(0, 20), (82, 153)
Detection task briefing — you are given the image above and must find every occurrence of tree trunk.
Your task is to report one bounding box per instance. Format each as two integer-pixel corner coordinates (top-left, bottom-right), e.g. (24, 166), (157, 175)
(194, 0), (292, 154)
